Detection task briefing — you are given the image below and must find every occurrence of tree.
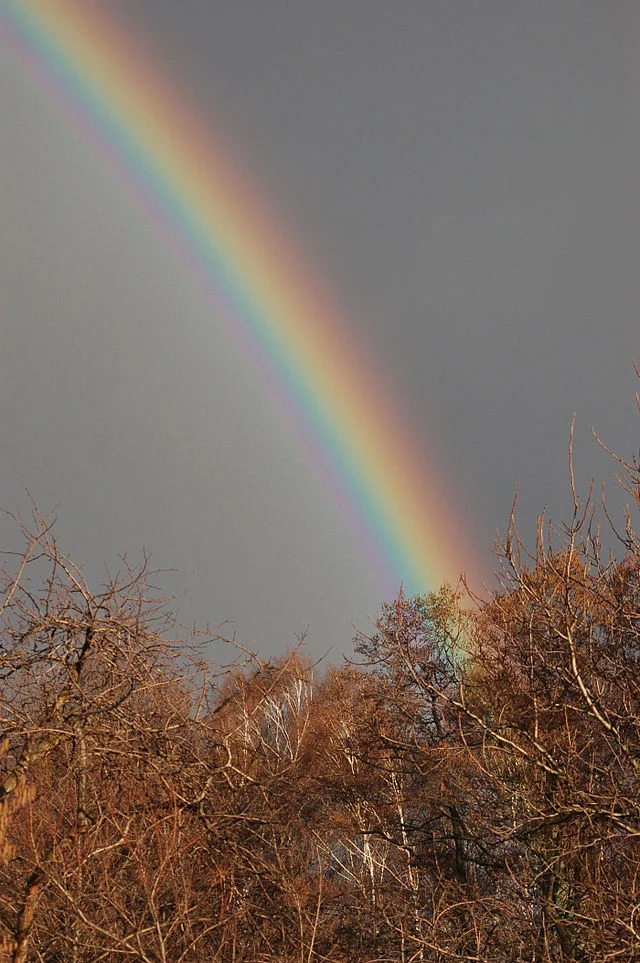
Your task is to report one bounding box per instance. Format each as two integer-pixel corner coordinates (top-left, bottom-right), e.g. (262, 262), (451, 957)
(1, 378), (640, 961)
(0, 508), (226, 961)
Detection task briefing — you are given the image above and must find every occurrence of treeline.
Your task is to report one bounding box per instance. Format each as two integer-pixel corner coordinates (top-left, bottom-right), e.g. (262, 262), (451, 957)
(1, 436), (639, 961)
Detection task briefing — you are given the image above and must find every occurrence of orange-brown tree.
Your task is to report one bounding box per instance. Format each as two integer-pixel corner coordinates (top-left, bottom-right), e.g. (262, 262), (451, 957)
(0, 381), (639, 961)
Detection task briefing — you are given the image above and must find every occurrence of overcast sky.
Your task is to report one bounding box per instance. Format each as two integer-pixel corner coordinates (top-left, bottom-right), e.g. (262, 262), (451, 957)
(2, 1), (639, 658)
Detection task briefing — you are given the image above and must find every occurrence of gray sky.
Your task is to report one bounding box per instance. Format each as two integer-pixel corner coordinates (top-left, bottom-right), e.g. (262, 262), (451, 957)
(2, 1), (639, 658)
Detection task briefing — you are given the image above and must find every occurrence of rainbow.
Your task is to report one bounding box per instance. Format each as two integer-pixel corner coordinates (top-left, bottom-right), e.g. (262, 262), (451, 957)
(1, 0), (482, 594)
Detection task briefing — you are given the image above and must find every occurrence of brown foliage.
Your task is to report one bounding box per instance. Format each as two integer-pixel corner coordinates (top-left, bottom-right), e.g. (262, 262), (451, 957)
(1, 385), (640, 960)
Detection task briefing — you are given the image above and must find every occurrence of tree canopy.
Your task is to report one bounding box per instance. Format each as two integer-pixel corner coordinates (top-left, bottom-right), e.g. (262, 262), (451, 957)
(1, 394), (639, 961)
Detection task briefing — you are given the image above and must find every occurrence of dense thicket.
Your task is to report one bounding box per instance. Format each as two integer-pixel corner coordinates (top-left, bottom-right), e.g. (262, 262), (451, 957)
(0, 412), (639, 961)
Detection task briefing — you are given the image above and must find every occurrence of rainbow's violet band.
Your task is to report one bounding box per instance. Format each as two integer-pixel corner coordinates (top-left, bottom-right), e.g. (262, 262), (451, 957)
(1, 0), (482, 594)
